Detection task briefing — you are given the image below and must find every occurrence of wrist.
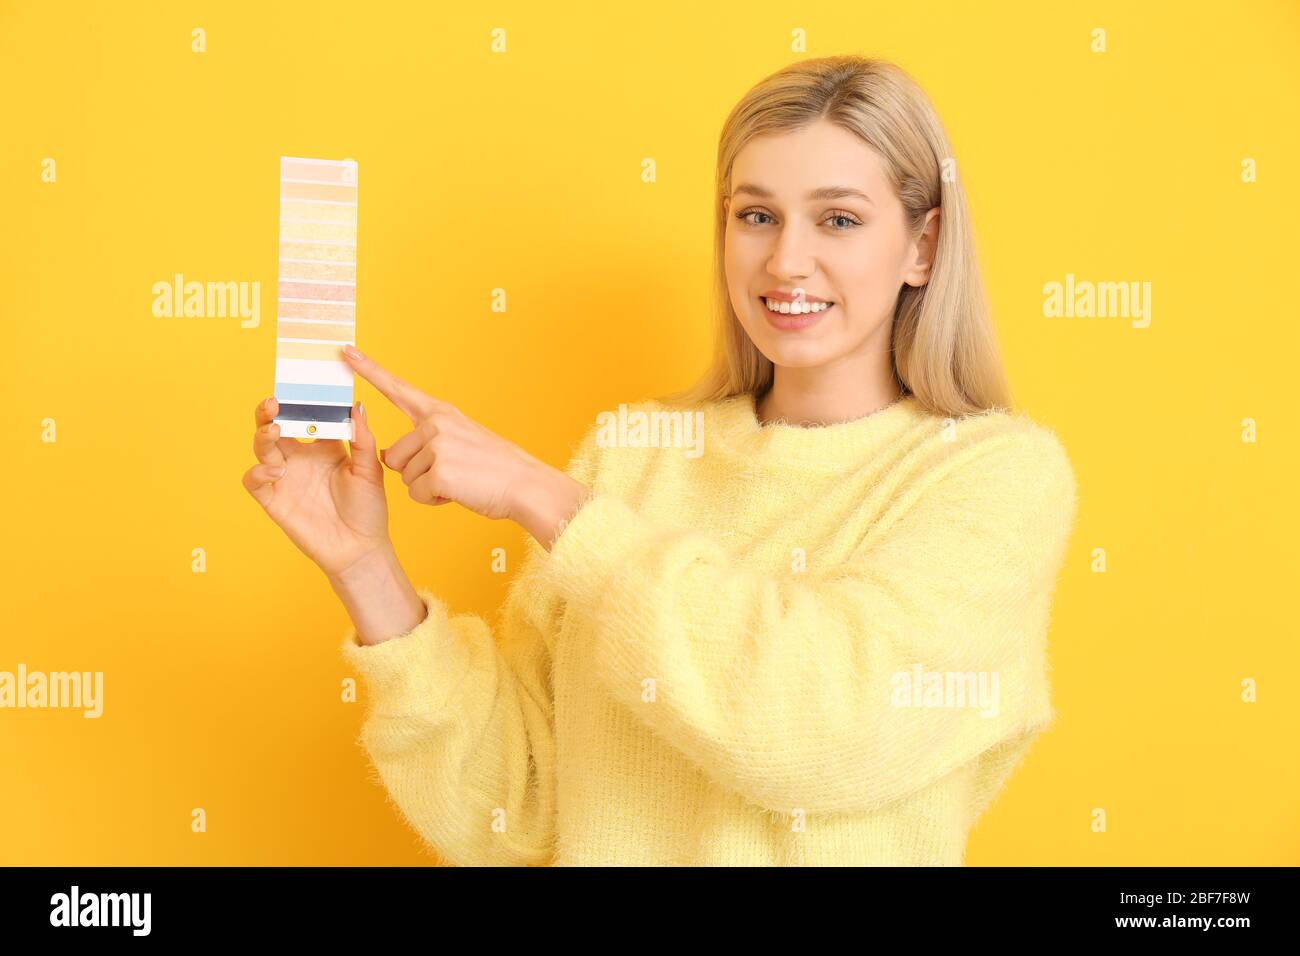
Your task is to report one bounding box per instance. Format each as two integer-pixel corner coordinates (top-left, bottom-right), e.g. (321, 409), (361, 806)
(328, 543), (427, 645)
(327, 541), (400, 594)
(510, 460), (591, 551)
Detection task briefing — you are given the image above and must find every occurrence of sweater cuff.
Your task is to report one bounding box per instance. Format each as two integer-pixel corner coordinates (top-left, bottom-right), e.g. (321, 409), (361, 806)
(338, 588), (472, 718)
(538, 492), (665, 614)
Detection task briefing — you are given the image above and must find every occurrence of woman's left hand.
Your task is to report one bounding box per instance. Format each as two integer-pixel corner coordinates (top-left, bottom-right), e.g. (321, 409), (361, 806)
(341, 345), (591, 548)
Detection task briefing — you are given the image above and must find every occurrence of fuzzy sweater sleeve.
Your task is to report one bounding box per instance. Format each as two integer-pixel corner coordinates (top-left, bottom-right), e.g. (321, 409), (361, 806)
(535, 426), (1079, 816)
(338, 545), (562, 866)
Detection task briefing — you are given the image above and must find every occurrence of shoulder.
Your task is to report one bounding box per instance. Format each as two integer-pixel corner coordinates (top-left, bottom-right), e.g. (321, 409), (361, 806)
(930, 404), (1073, 478)
(880, 407), (1080, 573)
(986, 410), (1073, 481)
(910, 405), (1078, 525)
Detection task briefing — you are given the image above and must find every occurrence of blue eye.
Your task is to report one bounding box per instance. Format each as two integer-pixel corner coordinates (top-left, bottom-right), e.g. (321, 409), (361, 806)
(823, 210), (863, 230)
(734, 208), (863, 230)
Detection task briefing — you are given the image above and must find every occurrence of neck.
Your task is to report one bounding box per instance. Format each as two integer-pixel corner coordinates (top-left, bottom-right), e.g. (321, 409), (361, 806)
(756, 332), (902, 427)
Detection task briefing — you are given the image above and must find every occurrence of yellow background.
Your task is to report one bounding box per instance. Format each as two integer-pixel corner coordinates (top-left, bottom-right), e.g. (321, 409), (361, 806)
(1, 0), (1296, 865)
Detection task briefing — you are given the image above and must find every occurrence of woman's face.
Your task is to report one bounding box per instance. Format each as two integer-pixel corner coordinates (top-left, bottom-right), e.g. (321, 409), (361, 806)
(723, 119), (938, 372)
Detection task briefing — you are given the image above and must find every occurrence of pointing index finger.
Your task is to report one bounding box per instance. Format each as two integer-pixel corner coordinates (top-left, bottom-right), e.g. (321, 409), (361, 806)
(342, 345), (433, 423)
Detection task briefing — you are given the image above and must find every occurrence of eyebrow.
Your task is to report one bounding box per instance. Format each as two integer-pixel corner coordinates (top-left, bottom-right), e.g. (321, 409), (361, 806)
(731, 183), (874, 205)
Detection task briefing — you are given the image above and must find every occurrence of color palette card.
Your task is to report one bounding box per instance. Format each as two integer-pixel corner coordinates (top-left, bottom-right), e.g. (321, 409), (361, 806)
(273, 156), (358, 440)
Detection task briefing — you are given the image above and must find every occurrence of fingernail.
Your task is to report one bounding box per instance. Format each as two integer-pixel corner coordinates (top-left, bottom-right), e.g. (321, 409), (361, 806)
(270, 466), (285, 477)
(358, 401), (365, 419)
(343, 345), (362, 360)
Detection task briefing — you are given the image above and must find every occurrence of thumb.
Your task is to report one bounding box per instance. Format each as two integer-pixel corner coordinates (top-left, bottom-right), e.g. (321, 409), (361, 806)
(347, 402), (382, 480)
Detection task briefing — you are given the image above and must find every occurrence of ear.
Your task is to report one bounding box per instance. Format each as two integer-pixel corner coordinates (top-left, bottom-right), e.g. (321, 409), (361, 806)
(902, 207), (941, 288)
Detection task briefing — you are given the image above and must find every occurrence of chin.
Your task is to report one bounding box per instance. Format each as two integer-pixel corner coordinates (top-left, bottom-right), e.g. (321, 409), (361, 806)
(749, 332), (836, 369)
(769, 347), (836, 369)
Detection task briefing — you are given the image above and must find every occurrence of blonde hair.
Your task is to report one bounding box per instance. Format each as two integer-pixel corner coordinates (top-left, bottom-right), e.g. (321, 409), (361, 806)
(663, 55), (1014, 418)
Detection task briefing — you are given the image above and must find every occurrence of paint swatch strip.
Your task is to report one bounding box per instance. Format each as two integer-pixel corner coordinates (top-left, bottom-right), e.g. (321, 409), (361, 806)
(273, 156), (358, 439)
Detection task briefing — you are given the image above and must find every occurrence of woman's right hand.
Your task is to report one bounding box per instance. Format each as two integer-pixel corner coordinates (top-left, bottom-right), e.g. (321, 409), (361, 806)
(241, 396), (391, 581)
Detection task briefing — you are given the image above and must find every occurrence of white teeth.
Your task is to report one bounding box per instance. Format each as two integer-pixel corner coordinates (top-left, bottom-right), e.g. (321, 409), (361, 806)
(764, 297), (831, 314)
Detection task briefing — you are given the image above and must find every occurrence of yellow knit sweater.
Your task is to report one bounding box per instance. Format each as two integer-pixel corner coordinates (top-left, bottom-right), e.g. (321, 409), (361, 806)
(339, 391), (1079, 866)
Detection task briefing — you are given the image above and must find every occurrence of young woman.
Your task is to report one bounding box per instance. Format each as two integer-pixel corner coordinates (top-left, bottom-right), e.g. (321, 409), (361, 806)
(243, 55), (1079, 866)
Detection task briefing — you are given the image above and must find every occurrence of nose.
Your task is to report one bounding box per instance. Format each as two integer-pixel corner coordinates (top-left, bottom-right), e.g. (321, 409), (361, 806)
(766, 221), (816, 282)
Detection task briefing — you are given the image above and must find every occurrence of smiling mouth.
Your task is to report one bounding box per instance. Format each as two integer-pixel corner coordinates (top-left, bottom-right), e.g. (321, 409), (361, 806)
(760, 295), (835, 315)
